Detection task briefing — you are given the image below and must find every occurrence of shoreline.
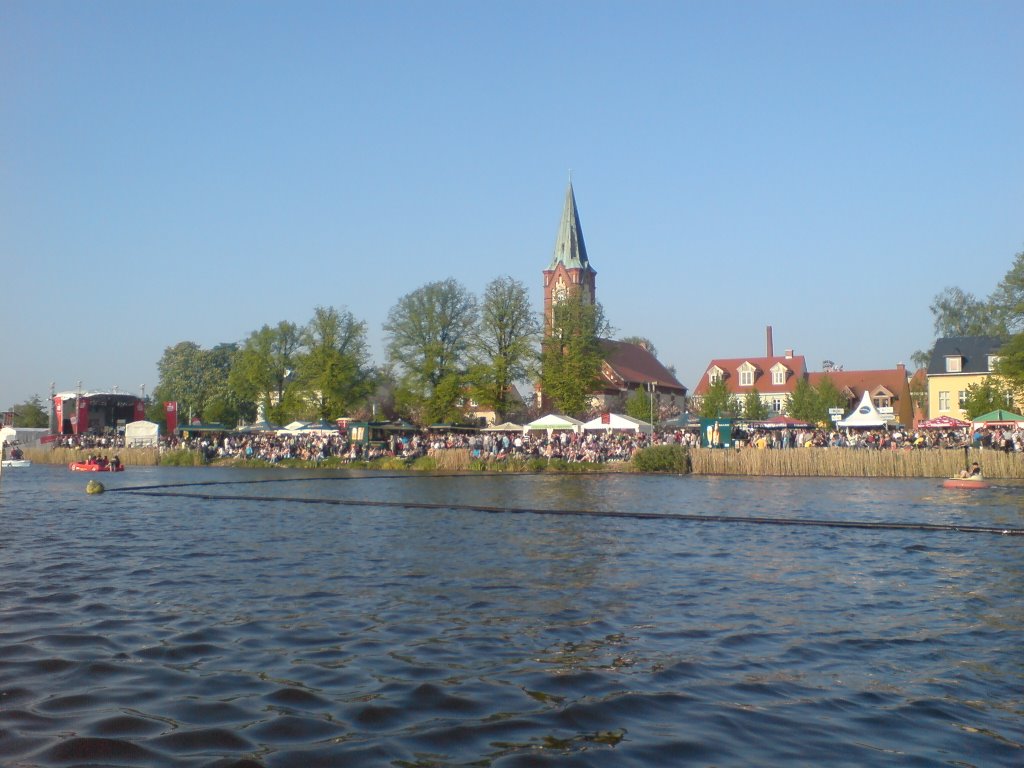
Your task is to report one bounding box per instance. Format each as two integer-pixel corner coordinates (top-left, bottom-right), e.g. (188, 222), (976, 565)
(20, 445), (1018, 479)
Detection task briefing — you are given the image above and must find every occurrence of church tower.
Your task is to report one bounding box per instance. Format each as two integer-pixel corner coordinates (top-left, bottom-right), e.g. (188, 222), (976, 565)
(542, 182), (597, 332)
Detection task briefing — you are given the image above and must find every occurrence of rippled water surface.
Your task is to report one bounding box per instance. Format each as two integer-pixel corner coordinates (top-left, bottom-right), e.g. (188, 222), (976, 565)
(1, 466), (1021, 767)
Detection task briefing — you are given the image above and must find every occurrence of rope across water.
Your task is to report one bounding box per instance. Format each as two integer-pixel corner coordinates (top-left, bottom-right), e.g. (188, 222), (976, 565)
(109, 476), (1024, 537)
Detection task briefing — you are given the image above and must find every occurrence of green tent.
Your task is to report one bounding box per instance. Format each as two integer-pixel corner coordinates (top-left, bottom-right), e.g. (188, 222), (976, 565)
(971, 409), (1024, 425)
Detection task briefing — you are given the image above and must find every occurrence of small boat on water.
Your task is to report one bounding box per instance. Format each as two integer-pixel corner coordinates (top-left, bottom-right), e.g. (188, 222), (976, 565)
(1, 459), (31, 468)
(69, 462), (124, 472)
(942, 477), (990, 490)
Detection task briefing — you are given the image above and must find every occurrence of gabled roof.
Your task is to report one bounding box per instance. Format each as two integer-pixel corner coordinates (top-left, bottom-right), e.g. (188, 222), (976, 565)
(599, 339), (687, 394)
(927, 336), (1004, 375)
(807, 367), (909, 401)
(549, 182), (594, 272)
(692, 354), (807, 395)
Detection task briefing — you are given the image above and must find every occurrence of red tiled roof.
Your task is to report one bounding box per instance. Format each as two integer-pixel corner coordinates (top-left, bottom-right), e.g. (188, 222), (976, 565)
(599, 340), (687, 394)
(691, 355), (807, 396)
(807, 368), (907, 399)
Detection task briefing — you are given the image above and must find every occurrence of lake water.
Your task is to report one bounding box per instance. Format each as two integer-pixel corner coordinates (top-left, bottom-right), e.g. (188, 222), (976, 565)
(0, 465), (1021, 767)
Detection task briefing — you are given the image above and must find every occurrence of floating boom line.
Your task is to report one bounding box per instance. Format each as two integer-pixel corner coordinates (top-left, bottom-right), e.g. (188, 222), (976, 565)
(114, 486), (1024, 537)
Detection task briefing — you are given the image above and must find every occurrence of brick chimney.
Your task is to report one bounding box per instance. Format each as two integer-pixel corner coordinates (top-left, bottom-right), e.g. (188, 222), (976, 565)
(766, 326), (774, 358)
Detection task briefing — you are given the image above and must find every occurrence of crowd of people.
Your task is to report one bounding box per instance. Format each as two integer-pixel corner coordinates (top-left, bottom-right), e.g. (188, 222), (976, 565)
(39, 421), (1024, 466)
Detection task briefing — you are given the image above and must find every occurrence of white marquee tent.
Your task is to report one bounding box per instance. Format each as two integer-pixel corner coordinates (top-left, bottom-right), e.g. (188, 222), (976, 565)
(124, 420), (160, 447)
(836, 391), (887, 429)
(524, 414), (584, 434)
(582, 413), (653, 434)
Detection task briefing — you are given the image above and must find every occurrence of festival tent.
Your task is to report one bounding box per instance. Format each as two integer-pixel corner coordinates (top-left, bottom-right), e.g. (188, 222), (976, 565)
(971, 409), (1024, 426)
(124, 420), (160, 447)
(524, 414), (584, 434)
(752, 415), (812, 429)
(296, 420), (341, 435)
(918, 415), (970, 429)
(277, 421), (310, 435)
(482, 421), (524, 432)
(0, 426), (48, 446)
(662, 413), (700, 429)
(582, 413), (653, 434)
(237, 419), (279, 433)
(836, 391), (887, 428)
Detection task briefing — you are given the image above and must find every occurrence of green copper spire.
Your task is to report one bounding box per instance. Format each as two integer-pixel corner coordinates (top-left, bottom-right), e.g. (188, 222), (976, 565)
(550, 182), (591, 270)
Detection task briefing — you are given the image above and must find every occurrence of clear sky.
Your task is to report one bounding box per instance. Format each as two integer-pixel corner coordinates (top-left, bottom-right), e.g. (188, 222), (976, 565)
(2, 1), (1021, 409)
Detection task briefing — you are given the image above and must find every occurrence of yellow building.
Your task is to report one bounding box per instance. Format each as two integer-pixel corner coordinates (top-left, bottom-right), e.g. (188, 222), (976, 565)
(926, 336), (1005, 419)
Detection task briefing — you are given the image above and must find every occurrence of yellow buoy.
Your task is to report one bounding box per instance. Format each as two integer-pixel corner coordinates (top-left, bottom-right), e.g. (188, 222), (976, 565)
(86, 480), (105, 495)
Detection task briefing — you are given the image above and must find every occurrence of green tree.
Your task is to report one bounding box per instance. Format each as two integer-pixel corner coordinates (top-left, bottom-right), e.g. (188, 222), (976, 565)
(786, 377), (819, 424)
(538, 295), (609, 417)
(467, 276), (538, 422)
(384, 279), (478, 421)
(698, 378), (738, 418)
(995, 332), (1024, 402)
(742, 388), (769, 420)
(624, 387), (654, 423)
(8, 395), (49, 427)
(988, 249), (1024, 333)
(294, 306), (374, 421)
(962, 376), (1015, 418)
(228, 321), (303, 424)
(152, 341), (237, 423)
(813, 375), (848, 424)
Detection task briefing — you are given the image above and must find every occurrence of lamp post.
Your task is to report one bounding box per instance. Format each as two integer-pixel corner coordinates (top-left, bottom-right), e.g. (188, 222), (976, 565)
(647, 381), (656, 431)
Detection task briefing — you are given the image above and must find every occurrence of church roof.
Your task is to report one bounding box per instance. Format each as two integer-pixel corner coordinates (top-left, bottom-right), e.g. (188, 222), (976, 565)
(550, 182), (594, 272)
(599, 339), (687, 394)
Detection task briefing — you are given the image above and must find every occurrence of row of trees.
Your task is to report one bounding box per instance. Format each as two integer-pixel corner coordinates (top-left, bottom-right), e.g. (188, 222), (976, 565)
(149, 276), (623, 427)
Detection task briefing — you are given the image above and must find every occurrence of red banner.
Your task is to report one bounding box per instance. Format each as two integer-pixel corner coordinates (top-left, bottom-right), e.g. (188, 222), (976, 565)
(134, 399), (146, 422)
(54, 397), (63, 433)
(76, 398), (89, 435)
(164, 401), (178, 434)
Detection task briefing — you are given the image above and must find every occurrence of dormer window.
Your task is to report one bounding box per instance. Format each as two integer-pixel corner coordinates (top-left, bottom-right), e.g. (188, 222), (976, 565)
(770, 363), (788, 386)
(738, 362), (756, 387)
(708, 365), (724, 384)
(945, 356), (962, 373)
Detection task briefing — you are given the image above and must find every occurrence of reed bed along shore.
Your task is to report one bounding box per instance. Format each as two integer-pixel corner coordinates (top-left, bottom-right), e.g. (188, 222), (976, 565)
(19, 444), (1019, 478)
(690, 447), (1021, 478)
(24, 446), (162, 466)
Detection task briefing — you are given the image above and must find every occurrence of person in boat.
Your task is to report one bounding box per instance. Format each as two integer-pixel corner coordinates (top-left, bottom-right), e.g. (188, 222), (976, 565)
(110, 455), (121, 470)
(959, 461), (982, 479)
(11, 446), (23, 460)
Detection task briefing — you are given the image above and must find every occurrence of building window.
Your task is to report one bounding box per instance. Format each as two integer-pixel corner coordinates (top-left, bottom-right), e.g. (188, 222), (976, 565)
(945, 356), (962, 373)
(988, 355), (1000, 371)
(772, 368), (786, 386)
(938, 391), (950, 411)
(958, 390), (967, 409)
(771, 397), (783, 413)
(739, 369), (754, 386)
(874, 396), (891, 409)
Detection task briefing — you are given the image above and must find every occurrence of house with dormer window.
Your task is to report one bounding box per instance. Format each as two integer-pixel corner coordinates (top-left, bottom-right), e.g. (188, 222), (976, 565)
(926, 336), (1007, 419)
(807, 364), (920, 426)
(690, 327), (806, 414)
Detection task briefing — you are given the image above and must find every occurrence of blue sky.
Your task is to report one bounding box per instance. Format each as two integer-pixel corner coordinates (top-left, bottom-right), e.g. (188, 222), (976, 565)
(2, 1), (1021, 408)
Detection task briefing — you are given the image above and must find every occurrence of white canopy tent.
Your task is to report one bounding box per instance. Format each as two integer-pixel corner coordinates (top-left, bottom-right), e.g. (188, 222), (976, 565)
(524, 414), (584, 435)
(582, 413), (653, 434)
(837, 391), (887, 428)
(482, 421), (524, 432)
(124, 420), (160, 447)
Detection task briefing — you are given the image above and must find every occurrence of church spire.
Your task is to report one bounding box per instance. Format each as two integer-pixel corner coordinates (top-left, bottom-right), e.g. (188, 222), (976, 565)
(550, 181), (591, 271)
